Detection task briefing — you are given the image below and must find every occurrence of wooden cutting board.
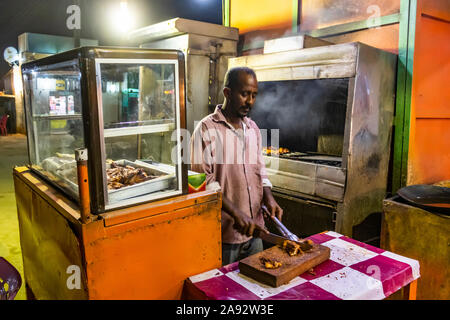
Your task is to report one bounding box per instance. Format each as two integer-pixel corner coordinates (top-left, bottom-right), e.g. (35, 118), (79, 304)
(238, 243), (330, 287)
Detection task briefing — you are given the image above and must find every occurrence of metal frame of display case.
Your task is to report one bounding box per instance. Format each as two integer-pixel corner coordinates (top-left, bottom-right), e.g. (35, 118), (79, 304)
(21, 47), (188, 214)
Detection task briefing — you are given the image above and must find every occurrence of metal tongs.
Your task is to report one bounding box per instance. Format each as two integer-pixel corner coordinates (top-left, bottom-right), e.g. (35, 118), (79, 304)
(261, 205), (300, 241)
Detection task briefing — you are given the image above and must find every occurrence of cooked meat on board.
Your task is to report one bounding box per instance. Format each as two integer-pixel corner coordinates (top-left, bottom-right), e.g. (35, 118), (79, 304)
(282, 239), (314, 256)
(260, 257), (283, 269)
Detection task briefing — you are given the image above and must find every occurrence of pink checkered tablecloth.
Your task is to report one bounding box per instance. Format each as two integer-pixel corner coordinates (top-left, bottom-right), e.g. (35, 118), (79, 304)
(185, 231), (420, 300)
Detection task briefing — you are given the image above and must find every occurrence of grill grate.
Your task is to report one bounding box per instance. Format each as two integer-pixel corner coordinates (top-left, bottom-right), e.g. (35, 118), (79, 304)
(264, 151), (342, 167)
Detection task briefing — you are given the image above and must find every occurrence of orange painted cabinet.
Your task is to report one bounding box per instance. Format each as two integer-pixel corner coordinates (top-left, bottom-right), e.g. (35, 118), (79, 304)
(14, 167), (222, 300)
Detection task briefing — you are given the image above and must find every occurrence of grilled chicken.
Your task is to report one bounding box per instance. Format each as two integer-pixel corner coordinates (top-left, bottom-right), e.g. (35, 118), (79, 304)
(281, 239), (314, 256)
(260, 257), (283, 269)
(282, 240), (303, 256)
(106, 161), (157, 190)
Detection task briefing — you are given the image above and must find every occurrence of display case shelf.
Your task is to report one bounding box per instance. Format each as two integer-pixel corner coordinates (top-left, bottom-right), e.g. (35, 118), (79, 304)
(103, 122), (175, 138)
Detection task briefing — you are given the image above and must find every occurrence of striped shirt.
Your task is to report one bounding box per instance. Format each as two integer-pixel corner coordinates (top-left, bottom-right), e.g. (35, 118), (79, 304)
(190, 105), (272, 244)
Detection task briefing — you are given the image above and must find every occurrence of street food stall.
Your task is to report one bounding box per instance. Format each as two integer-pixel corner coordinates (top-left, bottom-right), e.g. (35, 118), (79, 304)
(223, 0), (449, 300)
(13, 47), (222, 299)
(177, 36), (421, 300)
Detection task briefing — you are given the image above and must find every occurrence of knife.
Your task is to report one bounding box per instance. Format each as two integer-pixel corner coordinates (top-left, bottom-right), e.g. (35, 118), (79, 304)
(254, 229), (313, 252)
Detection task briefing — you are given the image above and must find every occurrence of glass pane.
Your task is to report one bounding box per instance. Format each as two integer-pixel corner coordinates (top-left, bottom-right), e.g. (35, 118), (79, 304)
(98, 61), (180, 207)
(101, 63), (175, 128)
(23, 60), (84, 198)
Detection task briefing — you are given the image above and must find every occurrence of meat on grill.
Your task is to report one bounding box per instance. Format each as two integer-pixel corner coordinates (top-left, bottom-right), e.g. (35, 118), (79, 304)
(262, 146), (290, 156)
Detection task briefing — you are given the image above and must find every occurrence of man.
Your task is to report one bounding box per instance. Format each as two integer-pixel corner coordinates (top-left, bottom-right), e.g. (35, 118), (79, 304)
(190, 66), (283, 265)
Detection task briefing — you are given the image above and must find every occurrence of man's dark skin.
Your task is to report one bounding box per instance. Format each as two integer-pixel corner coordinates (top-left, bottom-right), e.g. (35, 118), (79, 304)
(220, 71), (283, 237)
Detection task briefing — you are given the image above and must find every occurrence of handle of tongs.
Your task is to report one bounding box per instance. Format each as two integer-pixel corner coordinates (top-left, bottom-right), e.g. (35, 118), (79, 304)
(261, 205), (300, 241)
(274, 218), (300, 242)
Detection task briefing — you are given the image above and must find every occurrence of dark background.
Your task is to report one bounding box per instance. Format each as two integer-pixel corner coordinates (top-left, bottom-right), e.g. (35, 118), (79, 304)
(0, 0), (222, 77)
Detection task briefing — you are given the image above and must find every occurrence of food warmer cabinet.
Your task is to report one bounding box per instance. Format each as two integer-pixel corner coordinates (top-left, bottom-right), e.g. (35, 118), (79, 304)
(13, 47), (222, 299)
(228, 39), (397, 242)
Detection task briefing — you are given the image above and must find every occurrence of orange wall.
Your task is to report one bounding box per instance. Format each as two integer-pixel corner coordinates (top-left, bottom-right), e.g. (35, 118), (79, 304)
(407, 0), (450, 184)
(230, 0), (293, 34)
(230, 0), (401, 56)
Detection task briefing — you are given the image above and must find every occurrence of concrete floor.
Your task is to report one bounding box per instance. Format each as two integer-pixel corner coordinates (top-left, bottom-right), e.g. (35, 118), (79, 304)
(0, 134), (28, 300)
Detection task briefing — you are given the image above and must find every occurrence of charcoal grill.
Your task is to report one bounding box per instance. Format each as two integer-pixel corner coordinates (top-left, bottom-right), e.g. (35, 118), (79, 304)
(229, 39), (397, 240)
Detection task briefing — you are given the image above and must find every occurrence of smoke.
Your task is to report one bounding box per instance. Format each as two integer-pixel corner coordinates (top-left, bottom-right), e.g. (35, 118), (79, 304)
(250, 78), (349, 153)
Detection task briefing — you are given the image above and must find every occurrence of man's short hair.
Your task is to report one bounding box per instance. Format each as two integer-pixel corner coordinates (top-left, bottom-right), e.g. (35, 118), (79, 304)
(224, 67), (257, 90)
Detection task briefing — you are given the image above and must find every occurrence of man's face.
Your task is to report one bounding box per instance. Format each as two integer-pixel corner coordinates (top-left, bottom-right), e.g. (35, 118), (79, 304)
(225, 72), (258, 118)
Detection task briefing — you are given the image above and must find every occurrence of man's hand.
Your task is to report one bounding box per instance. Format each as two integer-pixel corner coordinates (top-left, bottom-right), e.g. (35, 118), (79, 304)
(222, 195), (266, 237)
(232, 209), (267, 237)
(263, 187), (283, 220)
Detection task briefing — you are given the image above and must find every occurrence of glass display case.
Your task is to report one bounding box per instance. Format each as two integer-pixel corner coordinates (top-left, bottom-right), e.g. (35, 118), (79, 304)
(22, 47), (187, 213)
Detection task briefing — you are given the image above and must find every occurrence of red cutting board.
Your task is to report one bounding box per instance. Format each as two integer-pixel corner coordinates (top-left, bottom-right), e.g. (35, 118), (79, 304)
(238, 243), (330, 287)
